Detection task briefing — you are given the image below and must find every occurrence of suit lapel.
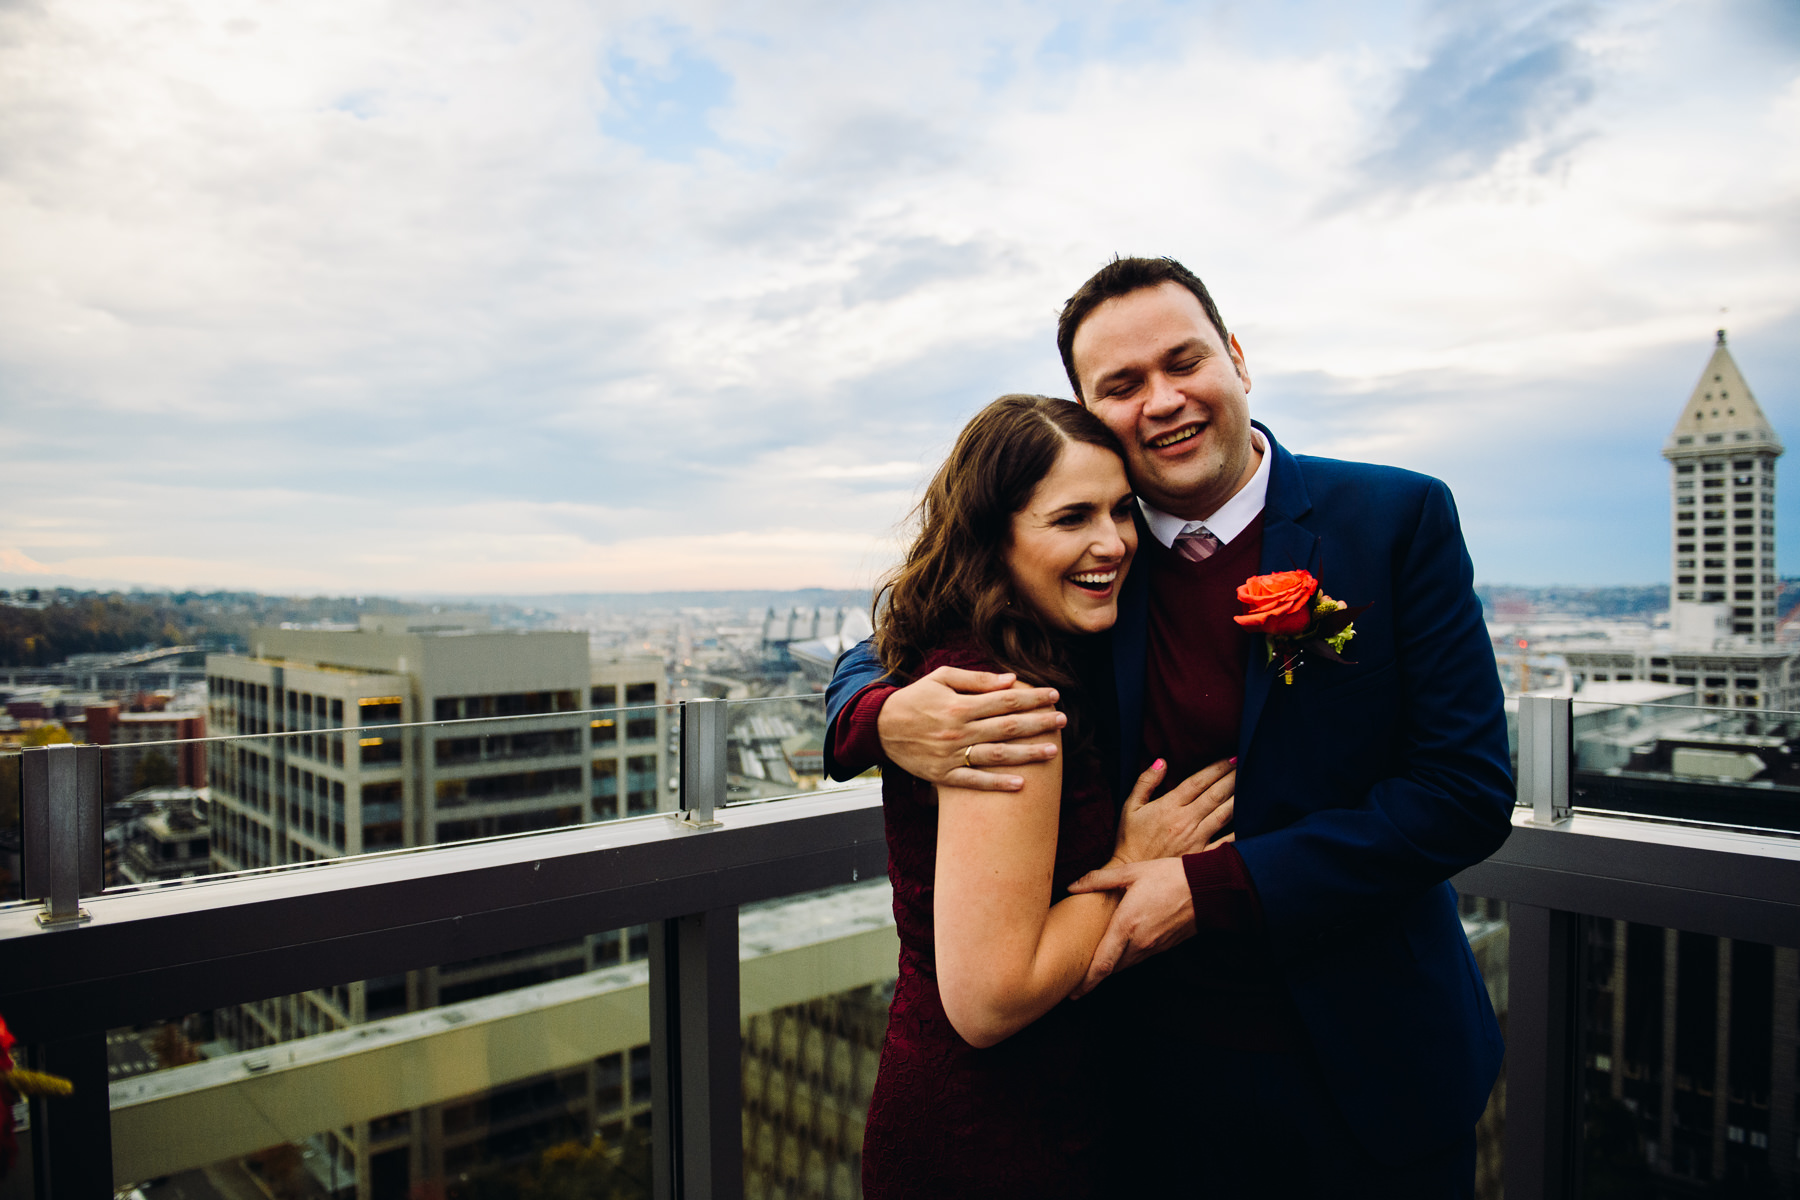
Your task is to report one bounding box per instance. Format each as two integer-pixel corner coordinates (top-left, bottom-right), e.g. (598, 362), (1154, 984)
(1238, 425), (1319, 759)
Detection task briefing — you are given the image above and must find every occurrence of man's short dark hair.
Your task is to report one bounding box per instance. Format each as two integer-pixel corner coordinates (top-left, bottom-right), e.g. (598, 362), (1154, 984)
(1056, 256), (1229, 400)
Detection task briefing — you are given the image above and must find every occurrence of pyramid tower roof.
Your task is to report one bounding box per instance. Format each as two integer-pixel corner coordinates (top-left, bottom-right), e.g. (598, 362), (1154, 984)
(1664, 331), (1785, 459)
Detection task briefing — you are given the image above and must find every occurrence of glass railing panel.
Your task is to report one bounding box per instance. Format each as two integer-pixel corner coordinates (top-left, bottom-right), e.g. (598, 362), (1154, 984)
(739, 880), (897, 1200)
(58, 702), (681, 896)
(1576, 916), (1798, 1196)
(104, 925), (655, 1200)
(1567, 700), (1800, 832)
(722, 693), (838, 806)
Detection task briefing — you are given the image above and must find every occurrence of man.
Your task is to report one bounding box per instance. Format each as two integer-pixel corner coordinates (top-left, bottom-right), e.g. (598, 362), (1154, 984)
(825, 257), (1513, 1197)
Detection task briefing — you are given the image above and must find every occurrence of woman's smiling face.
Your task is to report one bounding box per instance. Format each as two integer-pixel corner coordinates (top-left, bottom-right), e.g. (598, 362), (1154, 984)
(1003, 439), (1137, 635)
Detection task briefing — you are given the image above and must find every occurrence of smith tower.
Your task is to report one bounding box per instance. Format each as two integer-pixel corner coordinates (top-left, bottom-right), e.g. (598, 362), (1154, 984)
(1662, 330), (1784, 640)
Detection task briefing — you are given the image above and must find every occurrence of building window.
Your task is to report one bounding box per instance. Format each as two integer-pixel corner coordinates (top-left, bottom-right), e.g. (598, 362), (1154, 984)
(625, 683), (657, 706)
(626, 755), (659, 815)
(433, 729), (580, 765)
(434, 768), (583, 807)
(592, 759), (620, 817)
(359, 697), (403, 725)
(434, 691), (580, 720)
(360, 736), (402, 766)
(591, 717), (618, 745)
(626, 716), (657, 741)
(591, 684), (616, 708)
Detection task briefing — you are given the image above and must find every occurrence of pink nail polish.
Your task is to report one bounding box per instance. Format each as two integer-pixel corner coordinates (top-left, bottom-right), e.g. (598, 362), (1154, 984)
(1152, 758), (1166, 771)
(1228, 757), (1238, 766)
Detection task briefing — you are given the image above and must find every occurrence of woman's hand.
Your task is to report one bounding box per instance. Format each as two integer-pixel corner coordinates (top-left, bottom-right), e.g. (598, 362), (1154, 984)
(1110, 757), (1236, 865)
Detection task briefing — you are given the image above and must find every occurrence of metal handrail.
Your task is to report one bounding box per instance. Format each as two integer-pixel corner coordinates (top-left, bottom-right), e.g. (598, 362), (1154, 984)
(13, 693), (1800, 1199)
(8, 697), (858, 1200)
(1465, 693), (1800, 1200)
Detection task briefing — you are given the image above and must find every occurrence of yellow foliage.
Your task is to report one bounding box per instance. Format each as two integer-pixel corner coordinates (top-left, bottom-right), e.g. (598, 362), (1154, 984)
(3, 1068), (74, 1096)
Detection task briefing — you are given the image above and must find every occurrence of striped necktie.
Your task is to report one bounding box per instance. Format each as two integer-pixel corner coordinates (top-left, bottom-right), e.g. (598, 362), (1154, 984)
(1175, 526), (1222, 563)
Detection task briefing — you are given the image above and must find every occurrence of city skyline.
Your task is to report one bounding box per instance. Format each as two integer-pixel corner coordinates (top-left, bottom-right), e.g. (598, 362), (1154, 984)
(2, 0), (1797, 596)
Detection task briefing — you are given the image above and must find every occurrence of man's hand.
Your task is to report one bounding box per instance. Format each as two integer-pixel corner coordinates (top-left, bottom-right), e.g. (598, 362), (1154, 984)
(1067, 856), (1197, 997)
(876, 666), (1064, 791)
(1113, 757), (1235, 863)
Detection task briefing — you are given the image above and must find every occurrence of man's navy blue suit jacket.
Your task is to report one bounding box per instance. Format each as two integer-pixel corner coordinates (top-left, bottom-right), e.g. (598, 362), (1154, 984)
(824, 422), (1514, 1162)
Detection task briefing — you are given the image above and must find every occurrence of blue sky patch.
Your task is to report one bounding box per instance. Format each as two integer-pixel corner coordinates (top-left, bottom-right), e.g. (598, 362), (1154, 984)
(603, 45), (733, 162)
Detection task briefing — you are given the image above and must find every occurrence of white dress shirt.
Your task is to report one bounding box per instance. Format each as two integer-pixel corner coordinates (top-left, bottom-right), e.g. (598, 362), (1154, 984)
(1138, 429), (1272, 549)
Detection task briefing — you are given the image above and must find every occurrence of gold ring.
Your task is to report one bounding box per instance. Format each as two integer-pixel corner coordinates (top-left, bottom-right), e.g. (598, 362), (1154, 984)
(963, 746), (974, 769)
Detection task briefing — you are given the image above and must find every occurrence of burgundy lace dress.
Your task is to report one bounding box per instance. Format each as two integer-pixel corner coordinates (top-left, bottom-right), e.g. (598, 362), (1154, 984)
(861, 643), (1121, 1200)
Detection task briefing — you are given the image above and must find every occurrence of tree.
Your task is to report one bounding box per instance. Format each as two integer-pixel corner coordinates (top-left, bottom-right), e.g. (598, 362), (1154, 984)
(20, 725), (71, 747)
(150, 1023), (200, 1069)
(131, 750), (177, 791)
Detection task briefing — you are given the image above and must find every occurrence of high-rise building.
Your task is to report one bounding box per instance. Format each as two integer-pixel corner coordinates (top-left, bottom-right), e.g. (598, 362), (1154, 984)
(203, 614), (671, 1195)
(1664, 330), (1784, 638)
(588, 657), (671, 820)
(1564, 332), (1798, 710)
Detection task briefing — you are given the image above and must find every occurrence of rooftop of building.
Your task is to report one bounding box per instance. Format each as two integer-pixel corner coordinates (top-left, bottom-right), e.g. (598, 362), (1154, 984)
(1664, 330), (1785, 458)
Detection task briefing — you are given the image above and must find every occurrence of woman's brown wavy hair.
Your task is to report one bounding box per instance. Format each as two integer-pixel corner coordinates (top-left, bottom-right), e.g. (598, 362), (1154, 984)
(874, 394), (1129, 732)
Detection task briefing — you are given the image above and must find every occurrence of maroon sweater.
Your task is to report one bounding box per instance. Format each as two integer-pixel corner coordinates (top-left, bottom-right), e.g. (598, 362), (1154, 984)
(1139, 512), (1301, 1051)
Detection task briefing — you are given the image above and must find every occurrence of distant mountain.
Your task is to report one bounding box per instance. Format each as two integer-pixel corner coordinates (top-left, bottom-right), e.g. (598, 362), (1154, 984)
(411, 588), (875, 615)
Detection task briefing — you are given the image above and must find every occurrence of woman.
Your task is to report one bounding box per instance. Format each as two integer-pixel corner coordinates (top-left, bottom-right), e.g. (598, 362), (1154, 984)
(860, 394), (1236, 1199)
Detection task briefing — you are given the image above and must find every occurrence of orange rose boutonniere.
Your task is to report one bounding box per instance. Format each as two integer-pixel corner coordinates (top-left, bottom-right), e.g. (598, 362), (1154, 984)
(1234, 569), (1371, 685)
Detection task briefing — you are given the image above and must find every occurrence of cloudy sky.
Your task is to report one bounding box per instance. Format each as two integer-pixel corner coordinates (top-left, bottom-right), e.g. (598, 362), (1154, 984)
(2, 0), (1796, 596)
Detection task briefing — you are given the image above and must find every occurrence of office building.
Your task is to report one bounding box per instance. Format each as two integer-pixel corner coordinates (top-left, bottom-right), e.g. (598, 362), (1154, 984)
(1564, 332), (1798, 710)
(202, 614), (669, 1195)
(588, 656), (671, 821)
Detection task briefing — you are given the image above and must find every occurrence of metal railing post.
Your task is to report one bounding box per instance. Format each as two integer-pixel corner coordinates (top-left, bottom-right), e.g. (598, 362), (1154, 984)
(20, 742), (112, 1199)
(1517, 693), (1571, 824)
(680, 699), (727, 828)
(21, 742), (102, 924)
(649, 908), (744, 1200)
(650, 698), (743, 1198)
(27, 1035), (113, 1200)
(1504, 694), (1583, 1198)
(1504, 904), (1585, 1200)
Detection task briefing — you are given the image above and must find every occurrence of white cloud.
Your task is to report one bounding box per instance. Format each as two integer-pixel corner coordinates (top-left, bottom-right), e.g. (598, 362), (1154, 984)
(0, 0), (1794, 593)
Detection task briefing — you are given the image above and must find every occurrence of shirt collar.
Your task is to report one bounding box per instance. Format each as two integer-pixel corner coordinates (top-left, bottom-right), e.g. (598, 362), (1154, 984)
(1138, 429), (1271, 550)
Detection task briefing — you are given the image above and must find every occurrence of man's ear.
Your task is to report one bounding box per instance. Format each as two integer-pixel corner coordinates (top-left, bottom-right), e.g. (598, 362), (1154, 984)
(1227, 333), (1252, 394)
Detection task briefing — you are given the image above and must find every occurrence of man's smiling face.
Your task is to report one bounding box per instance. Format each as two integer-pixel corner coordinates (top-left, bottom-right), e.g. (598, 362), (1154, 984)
(1071, 280), (1257, 522)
